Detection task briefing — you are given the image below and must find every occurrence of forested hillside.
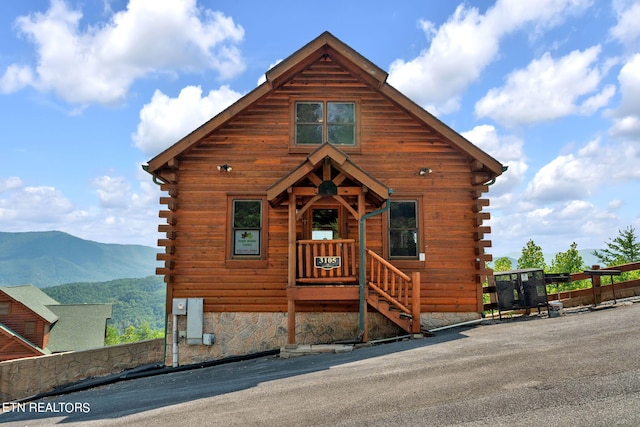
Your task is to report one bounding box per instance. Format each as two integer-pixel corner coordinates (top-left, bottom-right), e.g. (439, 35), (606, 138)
(43, 276), (165, 333)
(0, 231), (159, 287)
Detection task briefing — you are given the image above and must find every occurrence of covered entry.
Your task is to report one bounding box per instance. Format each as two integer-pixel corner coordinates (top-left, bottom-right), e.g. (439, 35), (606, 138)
(267, 143), (405, 343)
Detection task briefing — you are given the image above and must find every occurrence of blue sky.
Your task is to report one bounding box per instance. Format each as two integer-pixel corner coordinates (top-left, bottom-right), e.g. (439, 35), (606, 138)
(1, 0), (639, 257)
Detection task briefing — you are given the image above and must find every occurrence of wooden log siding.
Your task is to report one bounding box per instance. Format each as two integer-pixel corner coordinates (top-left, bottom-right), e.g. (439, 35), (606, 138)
(157, 54), (492, 315)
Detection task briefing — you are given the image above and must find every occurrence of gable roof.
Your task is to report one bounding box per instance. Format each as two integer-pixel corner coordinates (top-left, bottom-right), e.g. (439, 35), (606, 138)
(267, 143), (390, 208)
(46, 304), (112, 353)
(0, 284), (59, 324)
(0, 322), (48, 360)
(146, 31), (503, 180)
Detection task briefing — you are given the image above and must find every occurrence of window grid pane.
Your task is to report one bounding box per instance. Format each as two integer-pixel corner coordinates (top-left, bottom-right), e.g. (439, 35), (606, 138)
(327, 102), (355, 145)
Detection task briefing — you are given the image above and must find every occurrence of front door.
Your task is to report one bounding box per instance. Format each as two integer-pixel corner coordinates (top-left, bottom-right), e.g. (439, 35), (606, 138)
(311, 207), (340, 240)
(303, 205), (345, 240)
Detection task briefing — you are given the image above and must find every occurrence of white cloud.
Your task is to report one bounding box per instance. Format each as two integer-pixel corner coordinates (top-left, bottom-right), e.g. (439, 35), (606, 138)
(0, 183), (74, 223)
(489, 198), (621, 255)
(0, 176), (24, 192)
(132, 84), (243, 156)
(92, 176), (132, 209)
(462, 125), (527, 202)
(610, 0), (640, 48)
(0, 65), (34, 94)
(525, 137), (640, 202)
(1, 0), (245, 105)
(387, 0), (591, 114)
(0, 173), (162, 246)
(475, 46), (615, 126)
(609, 54), (640, 139)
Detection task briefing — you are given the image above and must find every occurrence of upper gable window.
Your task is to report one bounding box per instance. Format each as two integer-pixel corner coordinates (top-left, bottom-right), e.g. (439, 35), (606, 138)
(295, 101), (356, 146)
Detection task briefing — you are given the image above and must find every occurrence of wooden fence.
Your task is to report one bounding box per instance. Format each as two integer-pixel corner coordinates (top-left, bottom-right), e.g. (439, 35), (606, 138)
(484, 262), (640, 312)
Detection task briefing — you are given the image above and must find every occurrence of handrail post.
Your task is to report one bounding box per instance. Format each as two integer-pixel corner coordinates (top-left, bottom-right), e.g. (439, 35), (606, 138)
(591, 264), (601, 306)
(411, 272), (421, 334)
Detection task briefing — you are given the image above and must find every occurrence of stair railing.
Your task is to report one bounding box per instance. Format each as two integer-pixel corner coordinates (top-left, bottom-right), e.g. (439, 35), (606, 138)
(366, 249), (421, 332)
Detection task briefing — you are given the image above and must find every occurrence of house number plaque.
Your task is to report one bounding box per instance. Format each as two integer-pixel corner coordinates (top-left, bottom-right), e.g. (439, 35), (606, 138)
(314, 256), (341, 270)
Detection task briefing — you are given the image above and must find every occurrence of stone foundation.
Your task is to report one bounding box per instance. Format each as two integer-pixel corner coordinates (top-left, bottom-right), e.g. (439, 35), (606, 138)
(167, 310), (478, 366)
(167, 311), (403, 365)
(420, 312), (482, 330)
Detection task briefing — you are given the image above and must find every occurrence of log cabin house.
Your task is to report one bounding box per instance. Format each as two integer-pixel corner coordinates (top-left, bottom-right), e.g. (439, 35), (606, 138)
(144, 32), (504, 365)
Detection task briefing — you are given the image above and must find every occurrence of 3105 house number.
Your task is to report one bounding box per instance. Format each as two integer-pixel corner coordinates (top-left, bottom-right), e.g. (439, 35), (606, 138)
(314, 256), (341, 270)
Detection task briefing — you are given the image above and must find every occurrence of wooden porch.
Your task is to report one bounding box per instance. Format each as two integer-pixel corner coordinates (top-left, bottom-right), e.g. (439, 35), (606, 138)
(287, 238), (421, 343)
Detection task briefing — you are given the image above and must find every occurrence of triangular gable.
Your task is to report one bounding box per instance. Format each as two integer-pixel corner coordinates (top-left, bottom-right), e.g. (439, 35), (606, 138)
(267, 143), (390, 208)
(146, 31), (503, 180)
(0, 323), (47, 360)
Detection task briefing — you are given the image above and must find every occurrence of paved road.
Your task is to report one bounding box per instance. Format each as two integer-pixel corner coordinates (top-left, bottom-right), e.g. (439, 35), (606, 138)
(3, 302), (640, 426)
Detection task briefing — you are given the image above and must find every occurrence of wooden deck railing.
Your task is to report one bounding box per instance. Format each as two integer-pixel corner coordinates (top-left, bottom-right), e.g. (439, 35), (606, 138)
(366, 249), (420, 322)
(547, 262), (640, 307)
(296, 239), (357, 283)
(484, 262), (640, 311)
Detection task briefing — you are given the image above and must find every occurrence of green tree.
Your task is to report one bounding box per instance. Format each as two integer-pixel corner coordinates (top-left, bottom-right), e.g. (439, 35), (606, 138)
(550, 242), (586, 274)
(105, 325), (120, 346)
(550, 242), (588, 291)
(592, 225), (640, 266)
(517, 239), (547, 271)
(493, 257), (513, 272)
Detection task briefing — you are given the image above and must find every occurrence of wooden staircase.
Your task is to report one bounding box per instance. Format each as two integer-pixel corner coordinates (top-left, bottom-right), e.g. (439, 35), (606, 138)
(365, 249), (421, 335)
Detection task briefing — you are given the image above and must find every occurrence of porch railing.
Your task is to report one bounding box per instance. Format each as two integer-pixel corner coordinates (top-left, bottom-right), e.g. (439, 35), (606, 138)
(367, 249), (420, 326)
(296, 239), (357, 283)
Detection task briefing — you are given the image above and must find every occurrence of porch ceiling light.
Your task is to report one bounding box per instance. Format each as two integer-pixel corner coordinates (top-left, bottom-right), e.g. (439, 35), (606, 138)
(419, 167), (432, 176)
(217, 164), (232, 172)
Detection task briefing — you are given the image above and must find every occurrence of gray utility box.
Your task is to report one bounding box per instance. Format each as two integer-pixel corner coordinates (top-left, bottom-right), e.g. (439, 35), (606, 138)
(494, 268), (549, 314)
(172, 298), (187, 315)
(186, 298), (203, 345)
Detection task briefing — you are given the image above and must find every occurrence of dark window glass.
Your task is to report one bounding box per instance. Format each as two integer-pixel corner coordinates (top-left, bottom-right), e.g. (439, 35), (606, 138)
(295, 101), (355, 145)
(327, 102), (355, 145)
(25, 321), (36, 336)
(295, 102), (323, 144)
(389, 201), (418, 258)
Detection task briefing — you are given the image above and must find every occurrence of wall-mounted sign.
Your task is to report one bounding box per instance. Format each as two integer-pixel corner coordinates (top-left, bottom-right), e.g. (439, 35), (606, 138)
(234, 230), (260, 255)
(314, 256), (341, 270)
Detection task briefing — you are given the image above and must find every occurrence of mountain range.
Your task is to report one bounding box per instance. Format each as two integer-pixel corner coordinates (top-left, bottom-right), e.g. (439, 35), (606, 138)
(1, 230), (606, 289)
(0, 231), (159, 288)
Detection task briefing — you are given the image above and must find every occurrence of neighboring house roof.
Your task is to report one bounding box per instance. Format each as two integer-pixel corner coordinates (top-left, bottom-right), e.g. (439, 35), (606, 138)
(146, 31), (504, 181)
(0, 284), (112, 354)
(0, 284), (59, 324)
(46, 304), (112, 353)
(0, 322), (48, 360)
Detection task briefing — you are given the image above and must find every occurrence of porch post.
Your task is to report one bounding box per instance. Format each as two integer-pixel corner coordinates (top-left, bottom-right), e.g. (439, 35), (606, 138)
(287, 190), (297, 345)
(411, 271), (421, 334)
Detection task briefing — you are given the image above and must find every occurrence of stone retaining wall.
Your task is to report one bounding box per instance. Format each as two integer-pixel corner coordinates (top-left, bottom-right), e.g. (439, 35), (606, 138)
(0, 338), (164, 403)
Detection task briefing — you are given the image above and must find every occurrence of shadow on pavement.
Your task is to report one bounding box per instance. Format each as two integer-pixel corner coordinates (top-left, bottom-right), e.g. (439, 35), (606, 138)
(1, 326), (475, 424)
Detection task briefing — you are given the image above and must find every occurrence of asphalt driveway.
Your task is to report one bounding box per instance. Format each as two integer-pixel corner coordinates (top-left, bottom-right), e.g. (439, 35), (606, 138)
(3, 300), (640, 426)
